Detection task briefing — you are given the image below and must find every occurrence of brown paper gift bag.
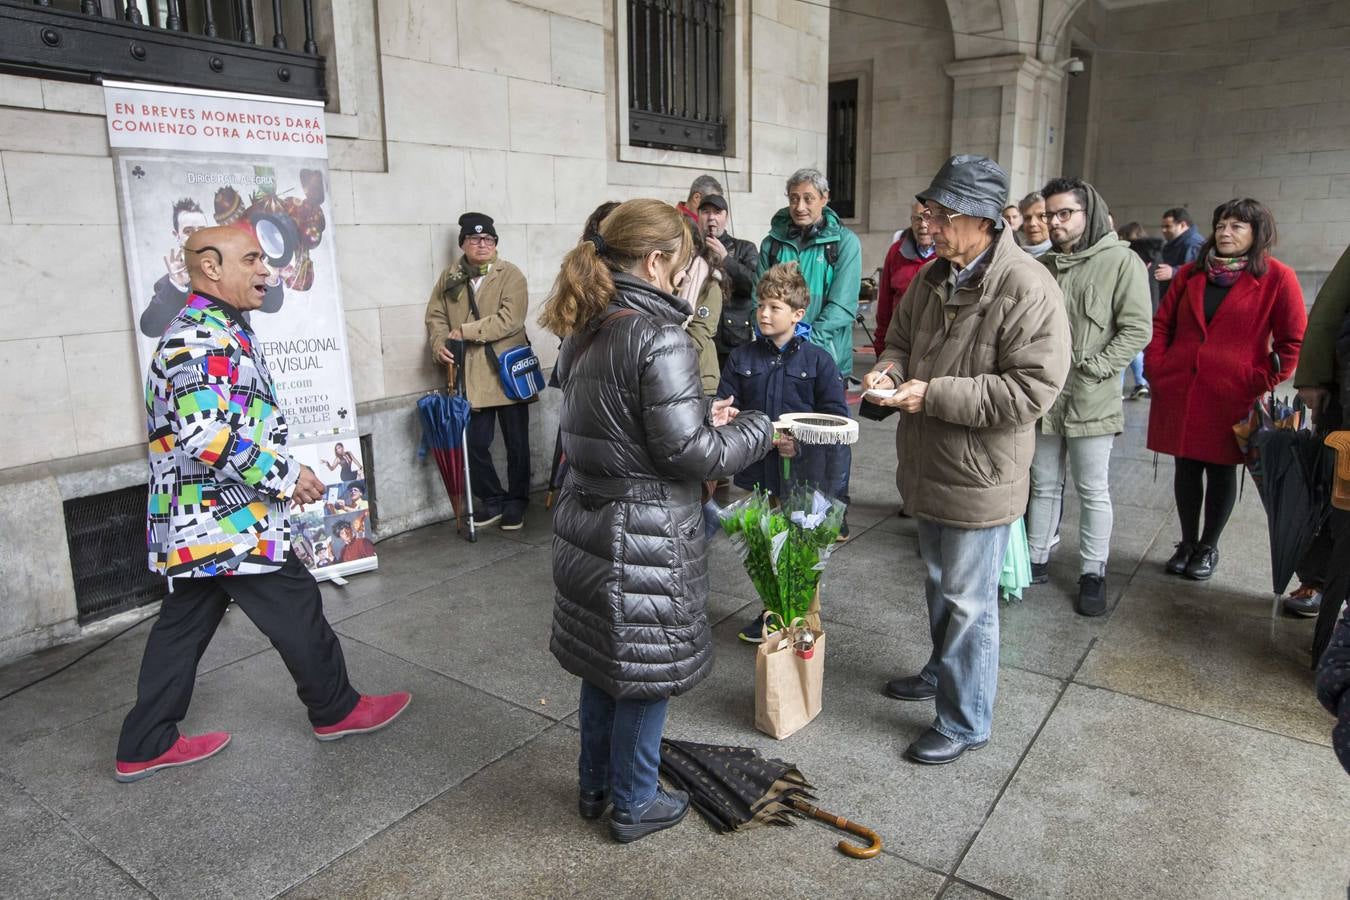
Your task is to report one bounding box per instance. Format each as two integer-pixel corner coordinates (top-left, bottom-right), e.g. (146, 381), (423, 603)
(754, 614), (826, 740)
(1326, 431), (1350, 511)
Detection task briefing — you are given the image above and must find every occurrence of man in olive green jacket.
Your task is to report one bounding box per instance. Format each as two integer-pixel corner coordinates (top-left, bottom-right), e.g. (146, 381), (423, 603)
(1028, 179), (1151, 618)
(864, 155), (1071, 766)
(425, 212), (533, 530)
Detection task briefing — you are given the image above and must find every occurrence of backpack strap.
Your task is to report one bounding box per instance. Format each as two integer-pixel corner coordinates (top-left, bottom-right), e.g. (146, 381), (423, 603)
(824, 241), (839, 267)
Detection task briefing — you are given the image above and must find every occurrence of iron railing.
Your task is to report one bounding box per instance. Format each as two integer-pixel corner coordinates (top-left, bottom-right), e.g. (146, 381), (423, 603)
(628, 0), (725, 155)
(0, 0), (325, 101)
(64, 485), (166, 626)
(827, 78), (858, 219)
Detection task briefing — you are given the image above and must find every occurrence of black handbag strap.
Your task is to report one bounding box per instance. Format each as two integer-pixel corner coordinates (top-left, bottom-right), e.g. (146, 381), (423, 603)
(463, 273), (531, 371)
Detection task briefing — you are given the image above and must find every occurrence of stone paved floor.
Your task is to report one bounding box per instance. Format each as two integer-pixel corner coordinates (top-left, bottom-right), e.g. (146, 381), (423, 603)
(2, 403), (1347, 900)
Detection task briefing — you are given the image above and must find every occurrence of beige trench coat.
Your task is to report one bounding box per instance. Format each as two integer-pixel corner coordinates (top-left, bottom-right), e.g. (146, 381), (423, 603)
(425, 258), (531, 409)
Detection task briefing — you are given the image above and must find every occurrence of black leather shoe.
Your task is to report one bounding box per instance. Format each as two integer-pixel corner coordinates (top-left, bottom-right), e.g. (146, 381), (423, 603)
(1185, 544), (1219, 580)
(1076, 573), (1107, 617)
(1164, 541), (1195, 576)
(579, 787), (609, 820)
(884, 675), (937, 702)
(1030, 561), (1050, 584)
(904, 728), (987, 765)
(609, 787), (689, 843)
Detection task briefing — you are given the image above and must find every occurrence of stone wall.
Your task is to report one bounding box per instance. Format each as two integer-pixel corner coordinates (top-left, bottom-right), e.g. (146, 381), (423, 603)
(829, 0), (956, 272)
(1083, 0), (1350, 288)
(0, 0), (829, 660)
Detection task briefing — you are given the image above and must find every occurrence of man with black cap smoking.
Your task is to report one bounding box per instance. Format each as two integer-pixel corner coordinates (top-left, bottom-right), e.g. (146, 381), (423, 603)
(696, 192), (759, 370)
(1026, 178), (1151, 617)
(863, 155), (1070, 765)
(425, 212), (533, 530)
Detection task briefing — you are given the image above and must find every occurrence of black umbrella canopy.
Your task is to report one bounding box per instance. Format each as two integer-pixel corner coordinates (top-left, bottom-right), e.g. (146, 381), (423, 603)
(658, 738), (881, 858)
(1250, 428), (1334, 595)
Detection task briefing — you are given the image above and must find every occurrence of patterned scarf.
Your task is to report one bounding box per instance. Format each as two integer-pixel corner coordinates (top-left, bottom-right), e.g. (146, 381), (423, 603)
(459, 251), (497, 279)
(1205, 251), (1248, 287)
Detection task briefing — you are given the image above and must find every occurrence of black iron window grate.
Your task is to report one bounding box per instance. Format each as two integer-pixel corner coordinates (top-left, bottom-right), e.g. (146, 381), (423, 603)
(1, 0), (326, 102)
(628, 0), (726, 155)
(827, 78), (858, 220)
(64, 485), (166, 625)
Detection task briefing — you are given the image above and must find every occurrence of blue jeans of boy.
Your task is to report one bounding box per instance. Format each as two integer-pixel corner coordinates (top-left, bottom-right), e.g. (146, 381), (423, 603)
(916, 519), (1011, 743)
(578, 680), (669, 813)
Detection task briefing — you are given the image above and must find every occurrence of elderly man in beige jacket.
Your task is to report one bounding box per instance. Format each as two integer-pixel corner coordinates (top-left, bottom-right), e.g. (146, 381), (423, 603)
(863, 156), (1070, 765)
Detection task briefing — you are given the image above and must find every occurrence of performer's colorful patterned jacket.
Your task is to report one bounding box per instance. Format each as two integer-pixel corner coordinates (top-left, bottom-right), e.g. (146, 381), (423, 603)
(146, 292), (299, 578)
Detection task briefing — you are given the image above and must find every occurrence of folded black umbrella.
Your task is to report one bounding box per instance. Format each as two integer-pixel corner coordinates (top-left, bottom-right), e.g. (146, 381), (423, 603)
(658, 738), (881, 858)
(1250, 428), (1334, 595)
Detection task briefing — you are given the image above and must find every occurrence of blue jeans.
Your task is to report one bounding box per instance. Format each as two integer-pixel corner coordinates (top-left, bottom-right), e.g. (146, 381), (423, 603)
(916, 519), (1011, 743)
(578, 680), (669, 813)
(1121, 351), (1147, 390)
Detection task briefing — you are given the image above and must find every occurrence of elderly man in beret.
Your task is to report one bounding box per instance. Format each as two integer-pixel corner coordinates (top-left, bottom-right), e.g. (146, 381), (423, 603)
(864, 155), (1071, 765)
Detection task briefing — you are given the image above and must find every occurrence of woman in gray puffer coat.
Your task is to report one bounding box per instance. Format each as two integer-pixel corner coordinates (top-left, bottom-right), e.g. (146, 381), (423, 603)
(541, 198), (773, 844)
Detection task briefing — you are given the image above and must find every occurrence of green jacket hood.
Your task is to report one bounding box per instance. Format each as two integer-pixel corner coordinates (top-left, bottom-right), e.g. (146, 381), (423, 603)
(768, 205), (843, 243)
(1042, 232), (1131, 271)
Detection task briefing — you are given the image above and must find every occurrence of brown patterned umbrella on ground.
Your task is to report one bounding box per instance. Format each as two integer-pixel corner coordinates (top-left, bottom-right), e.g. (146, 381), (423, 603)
(658, 738), (881, 859)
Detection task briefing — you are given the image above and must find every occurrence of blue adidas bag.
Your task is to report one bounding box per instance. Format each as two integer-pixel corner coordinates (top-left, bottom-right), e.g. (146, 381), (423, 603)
(494, 343), (546, 402)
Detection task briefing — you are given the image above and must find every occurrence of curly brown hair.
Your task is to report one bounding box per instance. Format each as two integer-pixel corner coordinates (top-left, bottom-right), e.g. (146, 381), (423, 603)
(756, 261), (809, 312)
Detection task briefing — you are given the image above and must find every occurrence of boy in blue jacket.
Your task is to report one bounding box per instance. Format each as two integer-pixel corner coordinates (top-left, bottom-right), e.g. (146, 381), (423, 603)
(717, 262), (849, 642)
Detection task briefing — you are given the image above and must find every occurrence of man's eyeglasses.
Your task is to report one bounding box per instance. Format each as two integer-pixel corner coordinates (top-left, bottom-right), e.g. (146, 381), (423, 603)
(918, 208), (964, 227)
(464, 235), (497, 246)
(1038, 208), (1083, 224)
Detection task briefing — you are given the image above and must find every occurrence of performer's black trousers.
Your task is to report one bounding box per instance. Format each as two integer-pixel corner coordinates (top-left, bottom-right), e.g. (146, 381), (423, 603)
(116, 555), (360, 762)
(467, 402), (531, 517)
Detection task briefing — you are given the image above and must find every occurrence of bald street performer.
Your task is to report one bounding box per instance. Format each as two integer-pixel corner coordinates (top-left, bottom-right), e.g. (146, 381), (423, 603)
(114, 227), (410, 783)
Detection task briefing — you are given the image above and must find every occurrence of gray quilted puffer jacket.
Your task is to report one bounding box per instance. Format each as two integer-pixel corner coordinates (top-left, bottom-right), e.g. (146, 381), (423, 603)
(549, 273), (773, 700)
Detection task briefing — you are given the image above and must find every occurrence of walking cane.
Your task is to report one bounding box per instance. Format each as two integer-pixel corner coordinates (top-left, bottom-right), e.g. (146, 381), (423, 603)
(451, 338), (477, 543)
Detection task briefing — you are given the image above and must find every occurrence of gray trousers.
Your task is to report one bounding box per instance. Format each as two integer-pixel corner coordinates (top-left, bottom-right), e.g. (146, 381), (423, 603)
(1027, 431), (1114, 577)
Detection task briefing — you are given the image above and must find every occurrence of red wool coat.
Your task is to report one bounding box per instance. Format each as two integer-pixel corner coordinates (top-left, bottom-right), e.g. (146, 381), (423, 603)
(1144, 258), (1306, 465)
(873, 233), (932, 357)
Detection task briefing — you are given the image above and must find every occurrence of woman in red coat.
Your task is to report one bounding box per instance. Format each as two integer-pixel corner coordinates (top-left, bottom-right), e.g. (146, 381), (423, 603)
(873, 200), (936, 356)
(1145, 198), (1306, 580)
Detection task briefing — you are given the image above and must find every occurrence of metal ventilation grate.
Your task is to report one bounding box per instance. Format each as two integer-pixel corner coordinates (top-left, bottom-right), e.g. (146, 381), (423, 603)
(64, 485), (166, 625)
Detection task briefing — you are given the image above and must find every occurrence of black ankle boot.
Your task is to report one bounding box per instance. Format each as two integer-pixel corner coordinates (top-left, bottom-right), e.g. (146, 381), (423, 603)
(1185, 544), (1219, 580)
(1165, 541), (1195, 576)
(609, 787), (689, 843)
(579, 787), (609, 820)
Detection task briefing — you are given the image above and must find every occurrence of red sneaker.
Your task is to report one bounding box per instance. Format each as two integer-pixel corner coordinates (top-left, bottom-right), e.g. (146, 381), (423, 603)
(114, 732), (231, 783)
(313, 692), (411, 741)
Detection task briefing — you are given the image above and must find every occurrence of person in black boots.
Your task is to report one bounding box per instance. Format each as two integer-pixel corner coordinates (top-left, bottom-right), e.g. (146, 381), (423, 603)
(541, 199), (772, 842)
(425, 212), (534, 530)
(1145, 199), (1307, 579)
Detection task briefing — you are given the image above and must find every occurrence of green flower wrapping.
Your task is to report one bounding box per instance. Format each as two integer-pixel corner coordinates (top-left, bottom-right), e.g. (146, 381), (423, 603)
(718, 486), (845, 625)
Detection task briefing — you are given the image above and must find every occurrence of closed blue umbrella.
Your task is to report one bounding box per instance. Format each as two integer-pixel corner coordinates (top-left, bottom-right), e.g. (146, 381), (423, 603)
(417, 387), (476, 542)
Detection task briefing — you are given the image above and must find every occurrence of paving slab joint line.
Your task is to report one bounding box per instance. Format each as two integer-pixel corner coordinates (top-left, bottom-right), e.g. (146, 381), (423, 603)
(1071, 681), (1335, 750)
(276, 719), (569, 899)
(0, 637), (278, 761)
(936, 636), (1099, 896)
(934, 874), (1016, 900)
(0, 768), (161, 899)
(335, 631), (570, 727)
(327, 543), (543, 626)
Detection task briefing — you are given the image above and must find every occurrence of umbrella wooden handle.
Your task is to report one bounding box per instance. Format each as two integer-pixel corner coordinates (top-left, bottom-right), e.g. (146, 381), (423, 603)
(791, 799), (883, 859)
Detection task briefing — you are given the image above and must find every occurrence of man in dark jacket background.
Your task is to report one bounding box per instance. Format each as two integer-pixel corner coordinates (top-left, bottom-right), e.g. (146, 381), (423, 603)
(1155, 206), (1205, 293)
(697, 193), (760, 370)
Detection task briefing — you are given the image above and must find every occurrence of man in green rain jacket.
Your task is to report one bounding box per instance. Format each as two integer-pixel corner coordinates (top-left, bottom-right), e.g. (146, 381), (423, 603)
(756, 168), (863, 379)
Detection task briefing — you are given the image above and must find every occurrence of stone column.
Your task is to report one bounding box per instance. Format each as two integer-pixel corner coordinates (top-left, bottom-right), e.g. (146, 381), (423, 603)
(944, 54), (1066, 201)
